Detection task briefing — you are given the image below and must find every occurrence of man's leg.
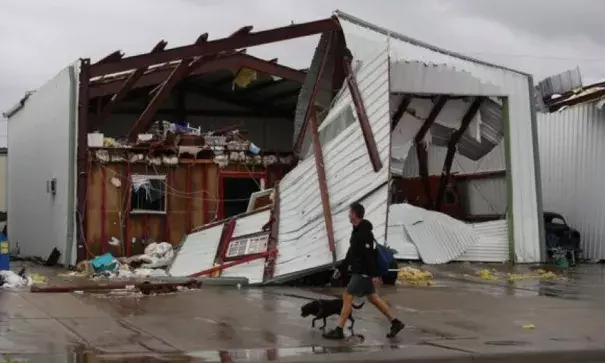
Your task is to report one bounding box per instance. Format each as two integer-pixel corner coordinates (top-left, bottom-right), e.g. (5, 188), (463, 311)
(323, 290), (352, 339)
(368, 293), (405, 338)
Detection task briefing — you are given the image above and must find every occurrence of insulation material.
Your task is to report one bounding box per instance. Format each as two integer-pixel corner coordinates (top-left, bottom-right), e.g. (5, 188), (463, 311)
(168, 223), (224, 277)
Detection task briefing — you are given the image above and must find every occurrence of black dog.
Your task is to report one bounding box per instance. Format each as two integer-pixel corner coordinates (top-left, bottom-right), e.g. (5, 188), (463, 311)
(300, 299), (365, 330)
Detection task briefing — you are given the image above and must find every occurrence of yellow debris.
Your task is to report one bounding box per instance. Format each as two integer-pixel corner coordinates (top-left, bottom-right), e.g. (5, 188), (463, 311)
(29, 273), (48, 285)
(397, 267), (434, 287)
(233, 68), (257, 88)
(539, 271), (558, 280)
(522, 324), (536, 330)
(476, 269), (499, 281)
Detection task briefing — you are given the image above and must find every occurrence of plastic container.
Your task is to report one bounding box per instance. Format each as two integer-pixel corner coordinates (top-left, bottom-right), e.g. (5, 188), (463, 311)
(0, 233), (9, 271)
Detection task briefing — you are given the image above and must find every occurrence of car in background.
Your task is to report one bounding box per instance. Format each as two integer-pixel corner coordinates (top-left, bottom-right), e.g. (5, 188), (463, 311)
(544, 212), (582, 266)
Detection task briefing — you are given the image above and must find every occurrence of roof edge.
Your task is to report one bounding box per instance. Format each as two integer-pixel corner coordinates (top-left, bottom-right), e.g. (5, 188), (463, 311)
(3, 91), (35, 119)
(333, 10), (531, 77)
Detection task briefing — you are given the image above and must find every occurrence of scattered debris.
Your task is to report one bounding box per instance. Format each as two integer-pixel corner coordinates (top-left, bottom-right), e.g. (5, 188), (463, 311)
(396, 267), (434, 287)
(475, 268), (562, 282)
(0, 267), (47, 289)
(522, 324), (536, 330)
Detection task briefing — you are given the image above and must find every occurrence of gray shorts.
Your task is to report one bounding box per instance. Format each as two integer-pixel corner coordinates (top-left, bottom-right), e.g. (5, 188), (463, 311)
(346, 274), (375, 297)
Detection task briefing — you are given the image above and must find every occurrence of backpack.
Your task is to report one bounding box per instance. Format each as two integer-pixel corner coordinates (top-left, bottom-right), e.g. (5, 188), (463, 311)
(375, 241), (396, 277)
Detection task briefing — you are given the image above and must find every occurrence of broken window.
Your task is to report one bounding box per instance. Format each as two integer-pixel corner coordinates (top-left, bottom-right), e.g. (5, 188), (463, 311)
(225, 233), (269, 259)
(130, 175), (167, 214)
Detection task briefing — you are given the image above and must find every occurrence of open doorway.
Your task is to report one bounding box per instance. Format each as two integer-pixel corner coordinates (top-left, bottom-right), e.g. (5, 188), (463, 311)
(219, 172), (265, 219)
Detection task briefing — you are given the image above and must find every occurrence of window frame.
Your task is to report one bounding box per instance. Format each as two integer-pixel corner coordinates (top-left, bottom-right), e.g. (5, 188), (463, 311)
(129, 174), (168, 215)
(223, 231), (270, 261)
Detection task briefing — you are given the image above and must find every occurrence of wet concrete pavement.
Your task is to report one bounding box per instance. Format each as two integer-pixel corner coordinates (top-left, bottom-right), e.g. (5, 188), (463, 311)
(2, 263), (605, 362)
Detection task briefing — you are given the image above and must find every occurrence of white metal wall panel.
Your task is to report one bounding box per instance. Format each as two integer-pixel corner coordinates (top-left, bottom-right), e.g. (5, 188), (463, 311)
(273, 46), (391, 280)
(464, 178), (507, 215)
(7, 65), (78, 265)
(538, 103), (605, 261)
(232, 210), (271, 238)
(0, 155), (7, 212)
(390, 60), (504, 96)
(402, 142), (506, 177)
(337, 14), (540, 262)
(458, 220), (509, 262)
(221, 259), (265, 285)
(168, 223), (224, 277)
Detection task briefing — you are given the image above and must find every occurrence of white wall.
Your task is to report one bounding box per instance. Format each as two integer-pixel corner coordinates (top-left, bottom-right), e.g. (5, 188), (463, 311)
(7, 65), (77, 265)
(0, 154), (7, 212)
(538, 102), (605, 261)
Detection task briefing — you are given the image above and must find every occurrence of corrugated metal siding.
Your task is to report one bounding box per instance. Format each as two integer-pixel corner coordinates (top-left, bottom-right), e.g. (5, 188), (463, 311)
(0, 155), (7, 212)
(168, 223), (224, 277)
(464, 178), (507, 215)
(273, 46), (391, 279)
(336, 15), (541, 262)
(402, 143), (505, 177)
(387, 204), (508, 262)
(389, 60), (504, 96)
(404, 210), (479, 264)
(538, 102), (605, 261)
(221, 259), (265, 284)
(232, 210), (271, 238)
(457, 220), (509, 262)
(7, 65), (78, 265)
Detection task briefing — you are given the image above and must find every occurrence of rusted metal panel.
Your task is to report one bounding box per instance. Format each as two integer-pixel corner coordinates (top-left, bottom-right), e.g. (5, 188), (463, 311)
(89, 17), (339, 77)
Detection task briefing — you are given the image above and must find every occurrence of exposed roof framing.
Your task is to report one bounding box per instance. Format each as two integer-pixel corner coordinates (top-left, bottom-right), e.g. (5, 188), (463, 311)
(88, 17), (340, 78)
(91, 40), (168, 130)
(128, 35), (210, 140)
(89, 53), (308, 98)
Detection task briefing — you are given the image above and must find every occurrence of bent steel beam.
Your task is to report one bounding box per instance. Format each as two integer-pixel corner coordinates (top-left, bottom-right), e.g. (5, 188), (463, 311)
(434, 97), (483, 211)
(414, 96), (448, 207)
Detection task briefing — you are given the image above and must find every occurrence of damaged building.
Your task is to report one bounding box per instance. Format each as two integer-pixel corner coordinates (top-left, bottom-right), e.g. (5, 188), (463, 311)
(537, 68), (605, 262)
(5, 11), (544, 279)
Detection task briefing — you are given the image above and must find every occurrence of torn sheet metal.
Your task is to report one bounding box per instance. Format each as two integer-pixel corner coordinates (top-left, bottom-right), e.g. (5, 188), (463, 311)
(168, 223), (224, 277)
(272, 46), (391, 281)
(387, 203), (509, 263)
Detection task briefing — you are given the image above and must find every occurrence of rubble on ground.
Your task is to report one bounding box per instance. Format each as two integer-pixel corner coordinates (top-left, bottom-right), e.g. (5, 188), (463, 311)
(0, 268), (48, 289)
(474, 268), (562, 282)
(396, 267), (434, 287)
(62, 242), (175, 280)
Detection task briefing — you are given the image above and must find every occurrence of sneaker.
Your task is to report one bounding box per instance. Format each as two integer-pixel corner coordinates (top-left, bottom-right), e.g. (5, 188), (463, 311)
(323, 327), (345, 340)
(387, 319), (405, 338)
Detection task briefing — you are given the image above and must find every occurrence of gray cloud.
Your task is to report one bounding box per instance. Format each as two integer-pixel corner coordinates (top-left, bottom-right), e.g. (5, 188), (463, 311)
(2, 0), (605, 118)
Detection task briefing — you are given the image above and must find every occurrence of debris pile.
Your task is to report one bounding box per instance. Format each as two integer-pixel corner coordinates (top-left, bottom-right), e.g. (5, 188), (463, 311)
(67, 242), (175, 280)
(0, 268), (48, 289)
(90, 123), (294, 168)
(396, 267), (434, 287)
(474, 268), (561, 282)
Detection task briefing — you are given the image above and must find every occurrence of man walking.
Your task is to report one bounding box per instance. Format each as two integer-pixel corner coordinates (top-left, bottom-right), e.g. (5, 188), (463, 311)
(323, 202), (405, 340)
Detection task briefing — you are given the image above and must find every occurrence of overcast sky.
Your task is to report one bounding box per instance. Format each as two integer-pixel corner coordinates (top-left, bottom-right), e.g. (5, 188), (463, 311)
(1, 0), (604, 145)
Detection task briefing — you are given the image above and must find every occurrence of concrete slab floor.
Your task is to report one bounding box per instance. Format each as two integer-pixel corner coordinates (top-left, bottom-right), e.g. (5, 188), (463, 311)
(0, 279), (605, 362)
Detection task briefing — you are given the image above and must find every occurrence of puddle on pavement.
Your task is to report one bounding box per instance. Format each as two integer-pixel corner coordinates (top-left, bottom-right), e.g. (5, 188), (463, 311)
(0, 343), (409, 362)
